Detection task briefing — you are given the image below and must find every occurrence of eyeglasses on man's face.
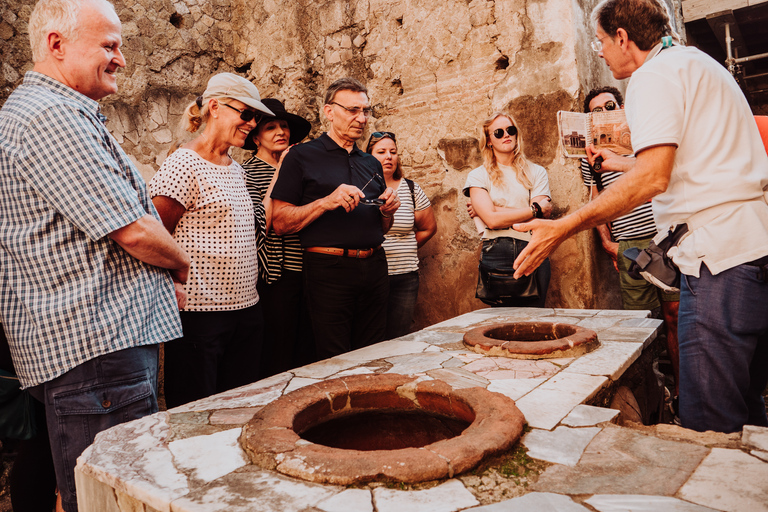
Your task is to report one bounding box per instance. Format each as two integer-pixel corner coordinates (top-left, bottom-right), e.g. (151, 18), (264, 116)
(492, 125), (518, 139)
(220, 102), (260, 123)
(591, 34), (611, 52)
(592, 100), (617, 112)
(331, 102), (373, 118)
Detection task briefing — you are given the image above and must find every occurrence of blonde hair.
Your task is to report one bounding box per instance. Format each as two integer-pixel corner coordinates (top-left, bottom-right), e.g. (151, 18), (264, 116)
(29, 0), (116, 62)
(479, 112), (532, 190)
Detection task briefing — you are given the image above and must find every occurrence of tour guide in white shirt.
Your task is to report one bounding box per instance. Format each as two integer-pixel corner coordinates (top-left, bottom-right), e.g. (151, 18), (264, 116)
(0, 1), (189, 509)
(512, 0), (768, 434)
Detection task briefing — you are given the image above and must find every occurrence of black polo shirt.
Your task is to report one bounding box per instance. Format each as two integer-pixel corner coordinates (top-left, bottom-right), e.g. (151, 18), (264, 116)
(271, 133), (386, 249)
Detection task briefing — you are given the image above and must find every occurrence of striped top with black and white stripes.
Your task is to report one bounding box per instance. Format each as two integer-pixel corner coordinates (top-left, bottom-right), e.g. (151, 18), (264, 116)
(580, 158), (657, 241)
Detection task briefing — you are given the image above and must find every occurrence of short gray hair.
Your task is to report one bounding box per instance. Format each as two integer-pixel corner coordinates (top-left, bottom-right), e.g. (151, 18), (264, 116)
(28, 0), (117, 62)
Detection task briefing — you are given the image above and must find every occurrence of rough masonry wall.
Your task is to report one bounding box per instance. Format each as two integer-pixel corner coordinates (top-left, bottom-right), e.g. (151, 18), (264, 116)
(0, 0), (629, 329)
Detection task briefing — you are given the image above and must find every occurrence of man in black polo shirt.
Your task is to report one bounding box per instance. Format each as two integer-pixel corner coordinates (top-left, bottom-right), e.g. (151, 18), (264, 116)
(271, 77), (400, 360)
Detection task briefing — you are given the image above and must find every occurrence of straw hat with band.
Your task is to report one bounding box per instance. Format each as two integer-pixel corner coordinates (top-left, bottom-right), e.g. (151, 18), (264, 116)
(200, 73), (275, 117)
(243, 98), (312, 151)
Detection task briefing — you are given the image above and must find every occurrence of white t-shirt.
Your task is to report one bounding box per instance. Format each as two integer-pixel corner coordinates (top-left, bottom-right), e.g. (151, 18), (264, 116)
(463, 161), (550, 241)
(627, 45), (768, 276)
(149, 149), (259, 311)
(382, 179), (431, 275)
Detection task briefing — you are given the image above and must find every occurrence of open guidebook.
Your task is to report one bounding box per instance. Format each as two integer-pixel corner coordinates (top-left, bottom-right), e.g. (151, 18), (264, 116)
(557, 109), (633, 158)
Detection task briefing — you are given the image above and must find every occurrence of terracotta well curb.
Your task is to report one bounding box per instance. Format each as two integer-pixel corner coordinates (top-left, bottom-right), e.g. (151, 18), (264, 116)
(241, 373), (525, 485)
(463, 321), (599, 359)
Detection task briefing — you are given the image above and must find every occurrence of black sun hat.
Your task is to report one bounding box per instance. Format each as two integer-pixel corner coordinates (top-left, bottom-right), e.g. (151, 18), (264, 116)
(243, 98), (312, 151)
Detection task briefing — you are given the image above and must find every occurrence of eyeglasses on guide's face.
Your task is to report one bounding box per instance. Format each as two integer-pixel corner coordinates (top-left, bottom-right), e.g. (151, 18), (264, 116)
(592, 100), (617, 112)
(492, 125), (518, 139)
(591, 34), (610, 52)
(331, 102), (373, 118)
(220, 102), (260, 123)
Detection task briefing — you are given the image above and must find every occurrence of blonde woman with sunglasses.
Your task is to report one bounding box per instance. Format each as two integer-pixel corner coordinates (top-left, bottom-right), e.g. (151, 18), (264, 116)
(463, 112), (552, 307)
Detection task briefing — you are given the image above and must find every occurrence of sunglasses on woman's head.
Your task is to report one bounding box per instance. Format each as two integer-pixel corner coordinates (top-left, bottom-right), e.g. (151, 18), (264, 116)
(220, 102), (261, 123)
(591, 100), (617, 112)
(492, 126), (518, 139)
(366, 131), (396, 152)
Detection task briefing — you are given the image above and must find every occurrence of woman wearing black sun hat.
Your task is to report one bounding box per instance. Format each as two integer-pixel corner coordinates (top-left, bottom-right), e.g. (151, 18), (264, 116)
(241, 99), (314, 376)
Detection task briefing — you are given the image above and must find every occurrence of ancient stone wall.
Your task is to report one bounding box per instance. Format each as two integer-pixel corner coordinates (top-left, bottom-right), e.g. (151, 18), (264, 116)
(0, 0), (659, 328)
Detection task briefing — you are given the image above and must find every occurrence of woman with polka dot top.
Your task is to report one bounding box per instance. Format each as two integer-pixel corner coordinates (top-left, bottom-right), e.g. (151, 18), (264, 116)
(149, 73), (275, 408)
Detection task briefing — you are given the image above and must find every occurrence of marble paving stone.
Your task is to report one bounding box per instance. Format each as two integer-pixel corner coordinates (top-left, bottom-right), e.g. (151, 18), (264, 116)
(316, 488), (373, 512)
(339, 339), (432, 363)
(467, 492), (590, 511)
(585, 494), (719, 512)
(546, 357), (575, 366)
(514, 373), (609, 430)
(595, 309), (650, 318)
(463, 357), (559, 379)
(522, 426), (602, 466)
(533, 424), (709, 496)
(372, 479), (478, 512)
(679, 447), (768, 512)
(425, 344), (443, 352)
(284, 377), (322, 394)
(561, 405), (619, 427)
(616, 317), (664, 328)
(397, 330), (466, 346)
(170, 372), (291, 413)
(562, 341), (643, 381)
(291, 358), (360, 379)
(77, 413), (190, 511)
(168, 428), (248, 483)
(576, 317), (622, 331)
(554, 308), (602, 317)
(532, 316), (584, 325)
(451, 351), (486, 363)
(424, 311), (493, 330)
(209, 407), (259, 425)
(487, 378), (546, 401)
(742, 425), (768, 451)
(441, 357), (467, 368)
(169, 468), (338, 512)
(426, 368), (490, 389)
(332, 367), (375, 378)
(385, 351), (453, 375)
(751, 450), (768, 463)
(597, 327), (658, 348)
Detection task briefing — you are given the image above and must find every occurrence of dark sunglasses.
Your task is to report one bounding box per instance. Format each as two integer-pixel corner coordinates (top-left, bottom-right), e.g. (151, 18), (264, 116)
(591, 100), (617, 112)
(220, 102), (261, 123)
(492, 126), (518, 139)
(366, 131), (396, 152)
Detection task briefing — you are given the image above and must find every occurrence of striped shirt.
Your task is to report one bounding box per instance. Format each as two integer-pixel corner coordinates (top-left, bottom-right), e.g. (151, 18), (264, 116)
(242, 156), (303, 283)
(0, 72), (181, 388)
(383, 179), (431, 275)
(580, 158), (656, 241)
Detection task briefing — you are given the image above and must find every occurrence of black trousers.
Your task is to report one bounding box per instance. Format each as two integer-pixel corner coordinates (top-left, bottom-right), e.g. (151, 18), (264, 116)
(164, 303), (263, 408)
(303, 249), (389, 360)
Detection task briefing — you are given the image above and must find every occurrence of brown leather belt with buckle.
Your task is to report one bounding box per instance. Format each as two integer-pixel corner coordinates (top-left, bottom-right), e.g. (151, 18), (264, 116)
(305, 246), (380, 258)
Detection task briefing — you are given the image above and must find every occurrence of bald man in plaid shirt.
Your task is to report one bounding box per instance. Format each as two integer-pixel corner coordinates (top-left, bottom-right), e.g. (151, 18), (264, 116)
(0, 0), (189, 509)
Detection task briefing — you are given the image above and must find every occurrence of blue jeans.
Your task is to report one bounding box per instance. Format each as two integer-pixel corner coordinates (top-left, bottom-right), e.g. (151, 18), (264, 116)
(29, 344), (159, 512)
(678, 260), (768, 433)
(386, 271), (420, 340)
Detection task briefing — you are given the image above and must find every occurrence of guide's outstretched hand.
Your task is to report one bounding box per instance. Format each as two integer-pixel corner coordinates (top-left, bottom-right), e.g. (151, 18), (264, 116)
(512, 218), (571, 279)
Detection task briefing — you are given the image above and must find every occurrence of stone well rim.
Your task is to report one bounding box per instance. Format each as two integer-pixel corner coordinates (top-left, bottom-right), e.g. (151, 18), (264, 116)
(242, 373), (525, 485)
(463, 320), (599, 359)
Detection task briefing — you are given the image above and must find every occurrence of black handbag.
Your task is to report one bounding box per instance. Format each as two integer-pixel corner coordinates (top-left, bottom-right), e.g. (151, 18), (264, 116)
(476, 262), (539, 303)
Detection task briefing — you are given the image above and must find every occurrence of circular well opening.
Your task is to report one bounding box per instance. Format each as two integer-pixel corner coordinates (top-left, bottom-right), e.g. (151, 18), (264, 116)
(464, 321), (599, 359)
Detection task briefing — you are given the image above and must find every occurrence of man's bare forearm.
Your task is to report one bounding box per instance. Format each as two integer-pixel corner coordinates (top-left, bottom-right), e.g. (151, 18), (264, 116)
(109, 214), (190, 281)
(272, 199), (329, 235)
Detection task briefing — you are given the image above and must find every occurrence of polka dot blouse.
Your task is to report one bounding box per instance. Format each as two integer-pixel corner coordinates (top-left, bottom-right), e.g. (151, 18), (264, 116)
(149, 149), (259, 311)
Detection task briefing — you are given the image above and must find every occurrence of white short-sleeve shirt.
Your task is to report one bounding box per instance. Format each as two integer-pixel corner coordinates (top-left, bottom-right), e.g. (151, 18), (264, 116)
(627, 46), (768, 276)
(463, 161), (550, 241)
(383, 178), (431, 275)
(149, 149), (259, 310)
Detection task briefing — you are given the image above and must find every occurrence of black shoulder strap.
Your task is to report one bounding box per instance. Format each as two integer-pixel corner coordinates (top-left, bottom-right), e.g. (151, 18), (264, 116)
(405, 178), (415, 208)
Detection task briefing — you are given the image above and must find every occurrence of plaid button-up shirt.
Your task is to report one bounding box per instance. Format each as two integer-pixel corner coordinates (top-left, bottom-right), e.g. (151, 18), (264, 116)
(0, 72), (182, 388)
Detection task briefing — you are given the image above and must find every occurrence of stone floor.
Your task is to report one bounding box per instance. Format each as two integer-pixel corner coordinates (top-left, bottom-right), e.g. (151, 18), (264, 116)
(74, 308), (768, 512)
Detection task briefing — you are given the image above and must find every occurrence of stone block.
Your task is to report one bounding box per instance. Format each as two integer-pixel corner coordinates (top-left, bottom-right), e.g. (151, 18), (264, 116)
(561, 405), (619, 427)
(372, 480), (478, 512)
(742, 425), (768, 452)
(585, 494), (719, 512)
(522, 426), (601, 466)
(468, 492), (590, 511)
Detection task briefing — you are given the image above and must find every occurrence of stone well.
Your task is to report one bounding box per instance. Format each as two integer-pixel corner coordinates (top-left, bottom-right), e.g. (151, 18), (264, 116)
(243, 373), (524, 485)
(463, 321), (599, 359)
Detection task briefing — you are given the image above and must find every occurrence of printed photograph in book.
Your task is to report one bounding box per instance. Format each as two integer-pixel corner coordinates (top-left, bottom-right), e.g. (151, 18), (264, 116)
(557, 109), (633, 158)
